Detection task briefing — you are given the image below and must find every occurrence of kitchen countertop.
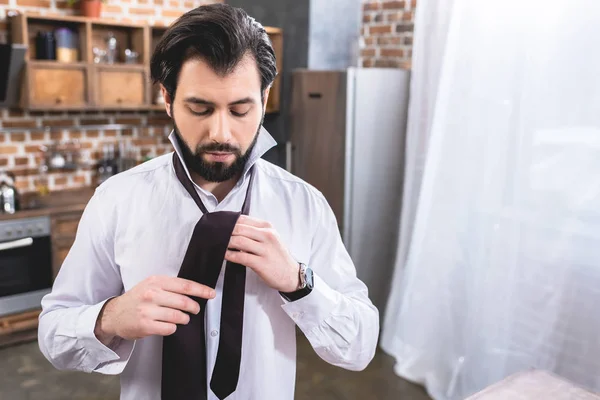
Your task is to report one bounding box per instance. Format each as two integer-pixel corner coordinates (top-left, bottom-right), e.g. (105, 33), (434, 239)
(0, 188), (94, 221)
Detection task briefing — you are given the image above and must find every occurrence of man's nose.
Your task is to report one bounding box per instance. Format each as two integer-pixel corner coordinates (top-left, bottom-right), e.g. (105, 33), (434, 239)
(208, 110), (233, 143)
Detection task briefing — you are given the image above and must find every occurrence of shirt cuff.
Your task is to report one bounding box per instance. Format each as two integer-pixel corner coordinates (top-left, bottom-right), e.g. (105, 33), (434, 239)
(280, 273), (341, 333)
(75, 298), (135, 374)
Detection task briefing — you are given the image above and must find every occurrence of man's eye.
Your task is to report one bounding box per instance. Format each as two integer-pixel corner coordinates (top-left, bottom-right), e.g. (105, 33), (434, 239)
(190, 107), (212, 116)
(231, 108), (250, 117)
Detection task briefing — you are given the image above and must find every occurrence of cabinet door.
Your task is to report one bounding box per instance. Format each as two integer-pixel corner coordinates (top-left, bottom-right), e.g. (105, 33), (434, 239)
(28, 63), (88, 109)
(96, 68), (146, 108)
(51, 211), (82, 279)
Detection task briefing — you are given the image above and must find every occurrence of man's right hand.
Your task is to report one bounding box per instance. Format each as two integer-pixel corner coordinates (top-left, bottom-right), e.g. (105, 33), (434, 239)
(94, 275), (216, 346)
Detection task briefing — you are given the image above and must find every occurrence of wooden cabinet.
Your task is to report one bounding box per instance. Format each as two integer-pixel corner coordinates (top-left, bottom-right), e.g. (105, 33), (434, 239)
(95, 67), (147, 108)
(50, 211), (82, 279)
(9, 13), (283, 113)
(28, 62), (89, 109)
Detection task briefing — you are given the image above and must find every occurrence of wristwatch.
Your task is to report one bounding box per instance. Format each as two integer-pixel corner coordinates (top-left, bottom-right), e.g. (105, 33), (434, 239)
(280, 262), (314, 302)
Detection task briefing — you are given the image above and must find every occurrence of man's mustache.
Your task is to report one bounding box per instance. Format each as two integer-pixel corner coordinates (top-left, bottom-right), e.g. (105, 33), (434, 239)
(195, 143), (241, 154)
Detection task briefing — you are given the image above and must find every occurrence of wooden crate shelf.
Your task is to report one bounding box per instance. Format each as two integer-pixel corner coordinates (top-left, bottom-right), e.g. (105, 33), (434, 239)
(9, 12), (283, 113)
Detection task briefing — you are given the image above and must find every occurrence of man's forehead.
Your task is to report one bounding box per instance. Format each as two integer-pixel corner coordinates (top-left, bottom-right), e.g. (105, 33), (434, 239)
(178, 54), (262, 91)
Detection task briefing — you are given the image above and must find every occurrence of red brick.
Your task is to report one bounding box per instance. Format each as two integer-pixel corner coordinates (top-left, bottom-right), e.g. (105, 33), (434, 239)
(54, 176), (67, 185)
(25, 145), (42, 153)
(133, 138), (157, 146)
(130, 7), (155, 15)
(363, 14), (372, 23)
(12, 168), (38, 177)
(363, 2), (380, 11)
(364, 37), (376, 46)
(369, 24), (393, 35)
(16, 0), (50, 6)
(122, 128), (134, 136)
(81, 118), (110, 125)
(381, 48), (405, 57)
(104, 130), (118, 137)
(30, 132), (46, 141)
(80, 142), (93, 149)
(154, 0), (164, 5)
(403, 11), (413, 20)
(396, 23), (414, 33)
(0, 158), (8, 167)
(404, 36), (413, 45)
(374, 59), (403, 68)
(378, 37), (402, 45)
(55, 1), (71, 9)
(8, 133), (26, 142)
(42, 119), (74, 127)
(70, 131), (82, 139)
(148, 115), (171, 125)
(169, 0), (178, 6)
(115, 117), (142, 125)
(74, 176), (86, 184)
(50, 132), (64, 141)
(361, 48), (376, 57)
(14, 157), (29, 166)
(104, 4), (122, 13)
(411, 0), (417, 8)
(162, 9), (183, 18)
(2, 120), (37, 128)
(362, 58), (375, 68)
(0, 146), (18, 154)
(86, 130), (100, 138)
(382, 0), (405, 10)
(387, 12), (405, 22)
(184, 0), (193, 7)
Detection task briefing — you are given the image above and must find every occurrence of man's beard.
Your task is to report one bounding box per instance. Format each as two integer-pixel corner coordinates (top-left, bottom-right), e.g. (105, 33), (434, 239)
(173, 121), (261, 183)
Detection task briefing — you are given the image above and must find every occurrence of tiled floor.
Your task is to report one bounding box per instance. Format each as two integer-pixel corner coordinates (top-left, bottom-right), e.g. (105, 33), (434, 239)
(0, 332), (431, 400)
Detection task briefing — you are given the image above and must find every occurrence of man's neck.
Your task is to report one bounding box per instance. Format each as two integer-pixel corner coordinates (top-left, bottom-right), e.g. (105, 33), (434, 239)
(192, 171), (241, 203)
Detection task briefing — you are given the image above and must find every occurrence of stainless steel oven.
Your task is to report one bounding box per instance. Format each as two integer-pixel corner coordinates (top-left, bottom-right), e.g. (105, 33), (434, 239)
(0, 216), (53, 317)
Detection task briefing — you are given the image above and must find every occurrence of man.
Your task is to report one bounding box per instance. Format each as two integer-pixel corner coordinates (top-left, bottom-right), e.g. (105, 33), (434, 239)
(38, 4), (379, 400)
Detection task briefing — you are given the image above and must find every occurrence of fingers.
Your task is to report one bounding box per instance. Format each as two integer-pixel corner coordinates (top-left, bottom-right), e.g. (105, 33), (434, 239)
(152, 276), (216, 300)
(142, 320), (178, 337)
(225, 249), (261, 270)
(144, 306), (191, 325)
(148, 289), (200, 314)
(231, 223), (268, 242)
(236, 215), (271, 228)
(228, 235), (263, 256)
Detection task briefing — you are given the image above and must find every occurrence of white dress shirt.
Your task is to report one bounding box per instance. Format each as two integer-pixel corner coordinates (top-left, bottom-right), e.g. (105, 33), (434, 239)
(38, 128), (379, 400)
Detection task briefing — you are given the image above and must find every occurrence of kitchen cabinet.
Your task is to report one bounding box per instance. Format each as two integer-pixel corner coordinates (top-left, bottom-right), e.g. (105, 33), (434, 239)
(9, 12), (283, 113)
(51, 210), (82, 279)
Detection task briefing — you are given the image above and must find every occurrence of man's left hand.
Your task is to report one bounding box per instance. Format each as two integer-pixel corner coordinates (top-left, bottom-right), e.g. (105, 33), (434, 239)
(225, 215), (300, 293)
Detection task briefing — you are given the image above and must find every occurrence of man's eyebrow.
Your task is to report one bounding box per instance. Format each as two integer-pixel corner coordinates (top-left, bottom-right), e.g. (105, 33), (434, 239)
(183, 97), (214, 106)
(183, 97), (256, 106)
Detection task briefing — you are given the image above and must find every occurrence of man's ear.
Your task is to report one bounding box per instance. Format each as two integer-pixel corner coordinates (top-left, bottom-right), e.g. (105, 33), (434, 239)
(262, 87), (271, 110)
(161, 85), (173, 117)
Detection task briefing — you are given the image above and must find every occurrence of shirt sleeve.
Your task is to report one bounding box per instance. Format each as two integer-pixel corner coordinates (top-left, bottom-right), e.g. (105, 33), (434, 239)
(280, 192), (380, 371)
(38, 188), (135, 375)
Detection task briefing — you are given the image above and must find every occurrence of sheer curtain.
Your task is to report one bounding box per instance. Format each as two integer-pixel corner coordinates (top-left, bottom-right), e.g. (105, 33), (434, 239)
(380, 1), (600, 399)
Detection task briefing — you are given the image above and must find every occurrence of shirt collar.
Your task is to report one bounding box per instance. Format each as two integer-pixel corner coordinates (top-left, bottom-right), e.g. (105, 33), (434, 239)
(168, 126), (277, 189)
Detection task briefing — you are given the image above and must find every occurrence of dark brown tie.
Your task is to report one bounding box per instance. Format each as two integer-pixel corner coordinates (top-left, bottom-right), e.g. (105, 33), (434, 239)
(161, 153), (253, 400)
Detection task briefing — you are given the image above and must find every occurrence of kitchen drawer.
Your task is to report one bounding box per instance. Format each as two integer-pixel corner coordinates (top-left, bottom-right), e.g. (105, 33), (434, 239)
(95, 67), (147, 108)
(52, 236), (76, 279)
(51, 211), (82, 238)
(27, 63), (89, 108)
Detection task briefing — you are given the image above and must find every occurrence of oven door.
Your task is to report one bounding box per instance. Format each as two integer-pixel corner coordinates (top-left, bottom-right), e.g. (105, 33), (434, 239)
(0, 217), (53, 317)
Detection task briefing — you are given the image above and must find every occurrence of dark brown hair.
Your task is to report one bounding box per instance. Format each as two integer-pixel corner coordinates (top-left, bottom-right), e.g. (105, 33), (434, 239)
(150, 3), (277, 101)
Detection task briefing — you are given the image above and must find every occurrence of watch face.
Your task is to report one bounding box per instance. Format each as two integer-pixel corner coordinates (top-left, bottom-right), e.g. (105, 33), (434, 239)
(305, 267), (314, 289)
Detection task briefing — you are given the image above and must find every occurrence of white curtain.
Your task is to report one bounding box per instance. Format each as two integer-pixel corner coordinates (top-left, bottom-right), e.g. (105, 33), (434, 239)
(380, 1), (600, 399)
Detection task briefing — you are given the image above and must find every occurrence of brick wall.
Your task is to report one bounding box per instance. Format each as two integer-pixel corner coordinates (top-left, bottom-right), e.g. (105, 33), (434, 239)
(0, 0), (220, 194)
(360, 0), (416, 68)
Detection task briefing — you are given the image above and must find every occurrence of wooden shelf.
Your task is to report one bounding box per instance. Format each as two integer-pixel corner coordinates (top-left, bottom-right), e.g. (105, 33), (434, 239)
(9, 12), (283, 113)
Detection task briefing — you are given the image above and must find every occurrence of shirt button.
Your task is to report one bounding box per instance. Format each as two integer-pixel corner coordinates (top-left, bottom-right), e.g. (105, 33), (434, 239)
(210, 330), (219, 337)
